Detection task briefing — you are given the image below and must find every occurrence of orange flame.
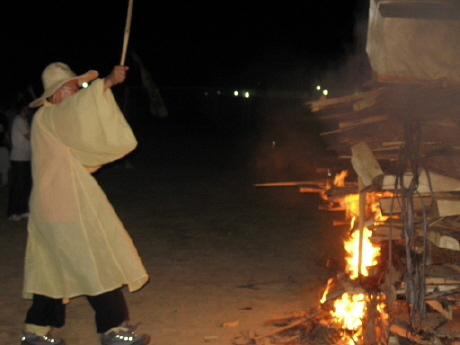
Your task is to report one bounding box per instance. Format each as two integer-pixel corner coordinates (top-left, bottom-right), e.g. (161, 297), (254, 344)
(325, 189), (384, 344)
(334, 170), (349, 187)
(320, 172), (389, 344)
(343, 194), (360, 220)
(372, 191), (395, 223)
(332, 293), (365, 339)
(344, 227), (380, 279)
(320, 277), (335, 304)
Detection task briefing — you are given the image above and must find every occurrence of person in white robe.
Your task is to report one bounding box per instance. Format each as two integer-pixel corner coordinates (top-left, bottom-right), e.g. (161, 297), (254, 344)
(7, 105), (32, 221)
(21, 62), (150, 345)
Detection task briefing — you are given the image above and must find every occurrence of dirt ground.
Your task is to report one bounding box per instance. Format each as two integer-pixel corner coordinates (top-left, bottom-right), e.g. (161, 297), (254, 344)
(0, 98), (348, 345)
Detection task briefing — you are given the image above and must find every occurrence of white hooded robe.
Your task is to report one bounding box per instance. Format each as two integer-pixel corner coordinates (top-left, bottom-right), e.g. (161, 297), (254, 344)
(23, 79), (149, 299)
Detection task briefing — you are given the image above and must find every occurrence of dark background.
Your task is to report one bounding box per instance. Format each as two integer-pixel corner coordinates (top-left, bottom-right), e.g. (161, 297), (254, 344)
(2, 0), (368, 101)
(0, 7), (367, 343)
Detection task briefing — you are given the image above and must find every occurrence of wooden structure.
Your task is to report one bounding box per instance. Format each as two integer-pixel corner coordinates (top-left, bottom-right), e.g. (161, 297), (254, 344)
(242, 1), (460, 344)
(306, 78), (460, 341)
(304, 0), (460, 342)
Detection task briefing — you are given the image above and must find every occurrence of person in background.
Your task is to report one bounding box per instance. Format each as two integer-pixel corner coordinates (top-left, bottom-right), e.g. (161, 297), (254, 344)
(0, 108), (10, 187)
(21, 62), (150, 345)
(8, 105), (32, 221)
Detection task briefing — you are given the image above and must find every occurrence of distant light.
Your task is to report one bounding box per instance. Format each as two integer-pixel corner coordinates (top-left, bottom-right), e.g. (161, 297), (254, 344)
(322, 89), (328, 96)
(204, 92), (208, 96)
(316, 85), (321, 90)
(217, 90), (221, 95)
(244, 91), (250, 98)
(81, 82), (89, 88)
(234, 90), (239, 97)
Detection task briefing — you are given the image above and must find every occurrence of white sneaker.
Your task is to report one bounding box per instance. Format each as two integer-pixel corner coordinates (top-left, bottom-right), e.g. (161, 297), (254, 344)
(100, 326), (150, 345)
(20, 331), (66, 344)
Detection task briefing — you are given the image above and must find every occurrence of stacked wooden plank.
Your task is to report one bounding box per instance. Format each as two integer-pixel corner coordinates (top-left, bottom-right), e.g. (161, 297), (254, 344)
(310, 82), (460, 177)
(307, 81), (460, 343)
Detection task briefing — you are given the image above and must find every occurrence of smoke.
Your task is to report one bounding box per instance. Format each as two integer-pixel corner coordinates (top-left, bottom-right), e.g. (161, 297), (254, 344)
(247, 6), (372, 184)
(313, 12), (372, 98)
(247, 96), (331, 183)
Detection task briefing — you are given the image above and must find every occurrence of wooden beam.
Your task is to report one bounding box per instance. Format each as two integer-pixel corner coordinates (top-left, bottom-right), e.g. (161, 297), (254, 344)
(351, 141), (384, 187)
(307, 88), (385, 112)
(380, 196), (433, 215)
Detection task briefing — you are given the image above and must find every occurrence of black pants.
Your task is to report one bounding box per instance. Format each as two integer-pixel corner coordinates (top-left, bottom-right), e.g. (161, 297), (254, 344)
(24, 288), (129, 333)
(7, 160), (32, 217)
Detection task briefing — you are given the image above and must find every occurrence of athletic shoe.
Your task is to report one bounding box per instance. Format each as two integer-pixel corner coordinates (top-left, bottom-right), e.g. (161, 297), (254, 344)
(20, 331), (65, 344)
(100, 326), (150, 345)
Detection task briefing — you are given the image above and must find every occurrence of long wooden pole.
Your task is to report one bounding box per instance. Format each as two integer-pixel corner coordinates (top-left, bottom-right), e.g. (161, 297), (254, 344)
(120, 0), (134, 66)
(358, 177), (366, 278)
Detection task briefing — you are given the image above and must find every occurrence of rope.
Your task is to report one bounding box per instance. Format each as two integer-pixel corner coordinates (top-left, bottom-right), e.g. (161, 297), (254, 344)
(392, 119), (433, 332)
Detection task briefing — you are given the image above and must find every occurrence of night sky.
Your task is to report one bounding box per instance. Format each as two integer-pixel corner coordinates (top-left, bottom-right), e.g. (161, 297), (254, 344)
(2, 0), (366, 104)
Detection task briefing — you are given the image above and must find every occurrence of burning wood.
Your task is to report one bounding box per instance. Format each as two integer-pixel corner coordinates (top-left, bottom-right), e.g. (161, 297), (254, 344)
(248, 169), (391, 345)
(251, 162), (460, 344)
(240, 2), (460, 343)
(302, 80), (460, 343)
(250, 69), (460, 344)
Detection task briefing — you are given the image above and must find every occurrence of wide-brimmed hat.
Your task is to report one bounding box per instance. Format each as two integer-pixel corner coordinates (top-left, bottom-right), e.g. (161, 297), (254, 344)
(29, 62), (98, 108)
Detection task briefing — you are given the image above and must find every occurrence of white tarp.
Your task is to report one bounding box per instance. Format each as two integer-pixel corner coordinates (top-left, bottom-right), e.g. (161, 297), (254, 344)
(366, 0), (460, 84)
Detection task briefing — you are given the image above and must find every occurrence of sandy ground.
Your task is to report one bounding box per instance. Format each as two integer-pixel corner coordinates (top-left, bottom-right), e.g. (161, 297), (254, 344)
(0, 99), (348, 345)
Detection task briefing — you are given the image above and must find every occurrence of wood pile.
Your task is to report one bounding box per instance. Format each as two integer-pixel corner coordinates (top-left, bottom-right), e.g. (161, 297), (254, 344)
(246, 80), (460, 344)
(311, 81), (460, 179)
(299, 80), (460, 344)
(243, 1), (460, 342)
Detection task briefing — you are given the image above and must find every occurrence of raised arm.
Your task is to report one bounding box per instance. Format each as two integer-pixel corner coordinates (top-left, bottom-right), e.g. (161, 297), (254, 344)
(103, 65), (130, 92)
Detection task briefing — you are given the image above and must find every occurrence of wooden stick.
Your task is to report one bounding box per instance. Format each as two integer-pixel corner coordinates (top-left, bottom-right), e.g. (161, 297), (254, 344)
(426, 300), (452, 320)
(389, 323), (429, 344)
(120, 0), (134, 66)
(299, 187), (326, 193)
(254, 181), (325, 187)
(358, 177), (366, 278)
(250, 319), (305, 340)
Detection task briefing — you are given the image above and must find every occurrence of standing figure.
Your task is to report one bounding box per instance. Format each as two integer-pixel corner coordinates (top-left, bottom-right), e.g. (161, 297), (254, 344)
(8, 105), (32, 221)
(21, 62), (150, 345)
(0, 108), (10, 187)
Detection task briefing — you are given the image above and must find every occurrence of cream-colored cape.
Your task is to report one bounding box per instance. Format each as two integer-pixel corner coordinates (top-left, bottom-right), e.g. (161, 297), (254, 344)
(23, 79), (149, 299)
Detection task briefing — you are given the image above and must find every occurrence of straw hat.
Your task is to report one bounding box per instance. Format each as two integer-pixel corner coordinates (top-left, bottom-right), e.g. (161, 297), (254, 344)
(29, 62), (98, 108)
